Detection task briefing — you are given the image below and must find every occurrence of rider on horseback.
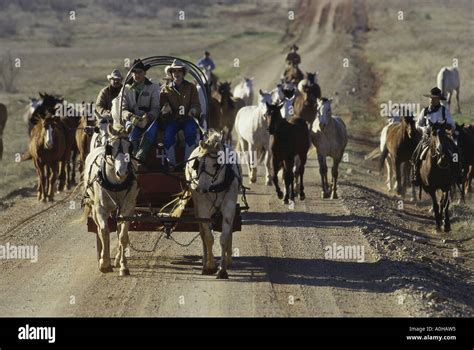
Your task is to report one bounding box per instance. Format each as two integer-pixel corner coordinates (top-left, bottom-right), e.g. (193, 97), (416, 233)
(285, 44), (301, 66)
(411, 87), (458, 186)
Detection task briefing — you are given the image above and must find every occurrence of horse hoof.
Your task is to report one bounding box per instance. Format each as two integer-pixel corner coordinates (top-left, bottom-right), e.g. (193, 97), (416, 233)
(283, 199), (289, 204)
(216, 270), (229, 279)
(41, 198), (47, 203)
(444, 226), (451, 233)
(47, 197), (54, 203)
(202, 266), (218, 275)
(114, 259), (121, 268)
(266, 180), (272, 186)
(119, 269), (130, 276)
(277, 192), (283, 199)
(250, 177), (257, 184)
(299, 193), (305, 200)
(99, 265), (113, 273)
(331, 193), (338, 200)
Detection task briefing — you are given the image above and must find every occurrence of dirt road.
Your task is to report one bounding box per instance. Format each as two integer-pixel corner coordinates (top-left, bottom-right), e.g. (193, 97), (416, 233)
(0, 0), (472, 317)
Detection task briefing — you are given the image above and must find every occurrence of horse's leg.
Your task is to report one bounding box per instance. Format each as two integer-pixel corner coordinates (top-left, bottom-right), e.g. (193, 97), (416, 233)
(386, 159), (393, 192)
(443, 191), (451, 232)
(57, 160), (65, 192)
(429, 191), (442, 231)
(217, 209), (235, 279)
(395, 157), (403, 196)
(34, 160), (44, 201)
(48, 162), (59, 202)
(272, 156), (283, 199)
(264, 148), (273, 186)
(201, 222), (217, 275)
(331, 158), (341, 199)
(70, 148), (78, 187)
(283, 160), (294, 204)
(198, 222), (208, 272)
(96, 207), (113, 273)
(318, 154), (329, 198)
(116, 221), (131, 276)
(248, 143), (257, 184)
(298, 156), (306, 200)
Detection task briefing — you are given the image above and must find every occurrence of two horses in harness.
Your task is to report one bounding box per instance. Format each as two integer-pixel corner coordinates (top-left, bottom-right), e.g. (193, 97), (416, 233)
(81, 57), (243, 279)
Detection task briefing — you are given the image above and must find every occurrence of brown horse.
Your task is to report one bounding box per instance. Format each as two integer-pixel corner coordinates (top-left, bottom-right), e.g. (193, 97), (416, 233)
(294, 83), (319, 126)
(0, 103), (7, 160)
(379, 116), (420, 198)
(419, 124), (456, 232)
(57, 103), (81, 191)
(265, 101), (310, 204)
(29, 115), (66, 202)
(216, 81), (245, 144)
(283, 63), (304, 85)
(76, 103), (96, 177)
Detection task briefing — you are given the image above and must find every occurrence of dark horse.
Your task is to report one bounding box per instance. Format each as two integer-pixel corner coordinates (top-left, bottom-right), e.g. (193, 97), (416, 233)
(379, 115), (420, 198)
(265, 101), (310, 204)
(455, 123), (474, 195)
(419, 124), (456, 232)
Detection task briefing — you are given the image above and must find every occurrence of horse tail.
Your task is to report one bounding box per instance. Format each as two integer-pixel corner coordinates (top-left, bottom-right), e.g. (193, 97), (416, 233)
(379, 145), (389, 172)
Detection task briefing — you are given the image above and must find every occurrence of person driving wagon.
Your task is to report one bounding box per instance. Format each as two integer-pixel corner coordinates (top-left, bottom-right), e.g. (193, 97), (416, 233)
(119, 59), (161, 161)
(160, 59), (201, 171)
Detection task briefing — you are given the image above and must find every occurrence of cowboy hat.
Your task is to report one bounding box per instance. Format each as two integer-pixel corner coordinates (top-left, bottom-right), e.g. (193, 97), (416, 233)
(131, 59), (151, 73)
(107, 69), (123, 80)
(290, 44), (299, 51)
(423, 87), (446, 100)
(164, 59), (188, 76)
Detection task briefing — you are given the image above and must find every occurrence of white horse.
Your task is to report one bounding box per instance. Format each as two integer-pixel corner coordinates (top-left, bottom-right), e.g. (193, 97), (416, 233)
(233, 77), (254, 106)
(81, 135), (138, 276)
(437, 66), (461, 113)
(185, 130), (241, 279)
(311, 98), (348, 199)
(234, 89), (274, 185)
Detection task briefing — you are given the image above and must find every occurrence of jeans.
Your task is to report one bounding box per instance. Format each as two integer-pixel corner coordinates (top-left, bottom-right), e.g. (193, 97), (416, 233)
(128, 119), (159, 143)
(164, 119), (197, 149)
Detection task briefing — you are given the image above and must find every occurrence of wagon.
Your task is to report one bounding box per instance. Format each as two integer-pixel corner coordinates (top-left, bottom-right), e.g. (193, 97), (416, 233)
(86, 56), (244, 251)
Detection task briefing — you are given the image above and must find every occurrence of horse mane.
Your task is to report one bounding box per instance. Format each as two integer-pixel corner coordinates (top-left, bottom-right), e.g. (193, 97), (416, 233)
(201, 129), (223, 154)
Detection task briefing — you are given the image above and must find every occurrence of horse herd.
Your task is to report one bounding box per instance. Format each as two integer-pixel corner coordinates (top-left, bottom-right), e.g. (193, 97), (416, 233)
(3, 62), (471, 277)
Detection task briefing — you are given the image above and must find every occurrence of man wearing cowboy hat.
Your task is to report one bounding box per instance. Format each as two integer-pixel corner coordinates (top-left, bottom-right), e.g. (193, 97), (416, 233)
(119, 59), (161, 161)
(411, 86), (456, 186)
(160, 59), (201, 170)
(96, 69), (123, 116)
(285, 44), (301, 67)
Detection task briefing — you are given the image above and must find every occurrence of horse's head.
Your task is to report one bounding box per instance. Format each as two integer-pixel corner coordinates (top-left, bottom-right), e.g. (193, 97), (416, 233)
(402, 115), (417, 138)
(264, 101), (285, 134)
(217, 81), (232, 97)
(34, 93), (63, 120)
(431, 123), (451, 169)
(316, 97), (332, 128)
(258, 89), (274, 106)
(194, 129), (225, 194)
(39, 114), (59, 150)
(105, 136), (133, 179)
(306, 72), (317, 85)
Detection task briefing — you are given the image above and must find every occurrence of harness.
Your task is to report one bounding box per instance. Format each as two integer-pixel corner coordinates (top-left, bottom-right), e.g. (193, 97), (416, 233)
(97, 157), (135, 192)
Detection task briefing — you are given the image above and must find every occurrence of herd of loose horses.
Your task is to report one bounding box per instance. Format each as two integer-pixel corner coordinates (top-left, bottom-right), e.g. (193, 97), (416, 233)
(0, 62), (472, 235)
